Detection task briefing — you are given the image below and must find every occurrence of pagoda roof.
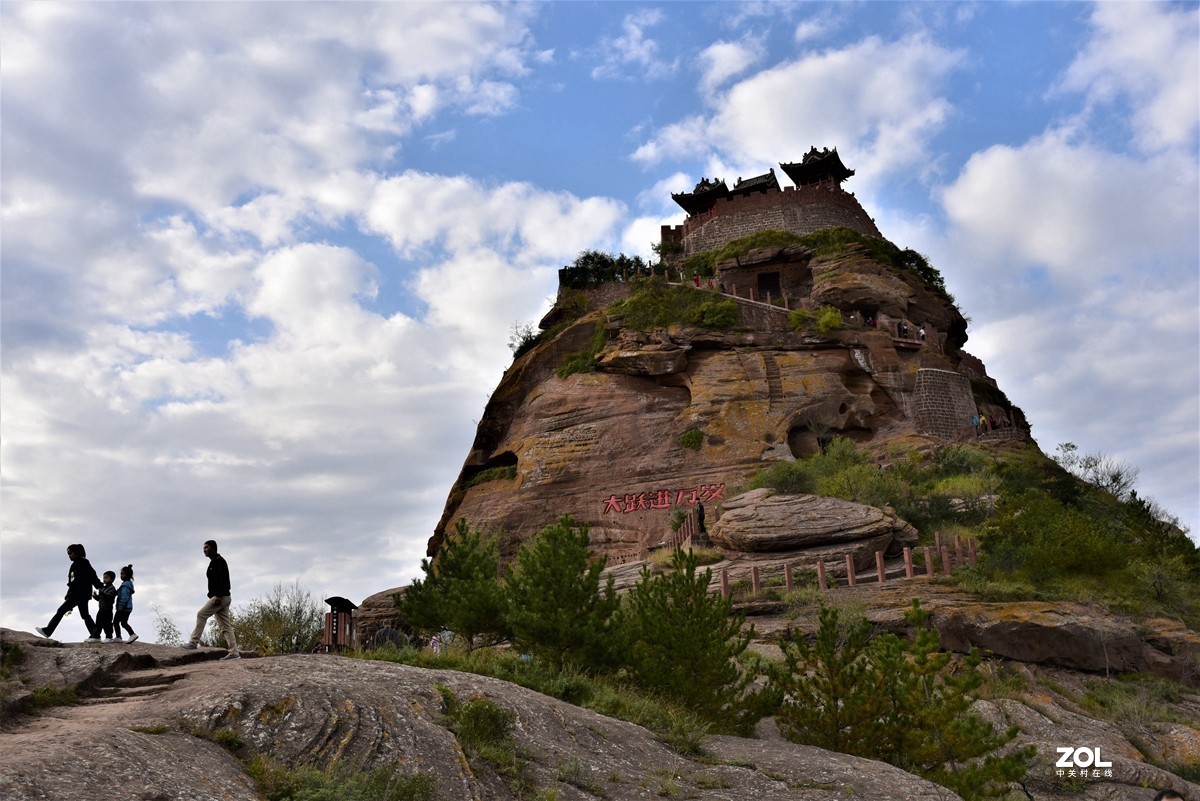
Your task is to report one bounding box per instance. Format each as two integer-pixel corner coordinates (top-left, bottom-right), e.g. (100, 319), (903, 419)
(780, 147), (855, 187)
(671, 177), (730, 215)
(730, 168), (780, 196)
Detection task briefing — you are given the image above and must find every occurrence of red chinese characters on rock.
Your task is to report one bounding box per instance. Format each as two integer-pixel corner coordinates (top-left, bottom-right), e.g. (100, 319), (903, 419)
(602, 483), (725, 514)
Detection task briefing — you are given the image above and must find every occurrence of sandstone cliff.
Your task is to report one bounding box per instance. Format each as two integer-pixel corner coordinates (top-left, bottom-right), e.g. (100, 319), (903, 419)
(430, 240), (1025, 566)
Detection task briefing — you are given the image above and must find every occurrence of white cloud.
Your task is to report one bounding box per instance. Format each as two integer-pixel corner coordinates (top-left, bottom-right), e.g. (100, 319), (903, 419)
(0, 1), (598, 635)
(590, 9), (679, 81)
(698, 38), (764, 97)
(941, 134), (1197, 296)
(1059, 2), (1199, 153)
(363, 171), (625, 264)
(633, 34), (964, 192)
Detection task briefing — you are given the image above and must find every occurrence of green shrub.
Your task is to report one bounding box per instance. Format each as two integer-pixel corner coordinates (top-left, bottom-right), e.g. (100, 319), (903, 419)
(746, 460), (817, 495)
(452, 696), (515, 755)
(208, 727), (243, 751)
(395, 518), (508, 651)
(816, 463), (907, 510)
(615, 549), (773, 734)
(0, 640), (24, 679)
(815, 306), (842, 333)
(559, 250), (651, 289)
(232, 581), (324, 655)
(790, 306), (843, 333)
(505, 515), (619, 672)
(678, 428), (703, 451)
(557, 321), (607, 378)
(615, 280), (738, 331)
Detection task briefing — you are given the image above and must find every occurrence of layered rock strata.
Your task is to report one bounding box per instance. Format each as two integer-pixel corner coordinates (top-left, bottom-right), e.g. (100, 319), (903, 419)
(430, 242), (1026, 567)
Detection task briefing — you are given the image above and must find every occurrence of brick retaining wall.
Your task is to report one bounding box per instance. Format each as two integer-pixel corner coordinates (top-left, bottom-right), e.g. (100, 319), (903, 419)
(914, 368), (977, 441)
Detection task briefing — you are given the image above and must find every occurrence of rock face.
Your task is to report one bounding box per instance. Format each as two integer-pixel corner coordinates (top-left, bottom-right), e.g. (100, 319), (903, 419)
(0, 630), (961, 801)
(5, 620), (1197, 801)
(431, 239), (1027, 567)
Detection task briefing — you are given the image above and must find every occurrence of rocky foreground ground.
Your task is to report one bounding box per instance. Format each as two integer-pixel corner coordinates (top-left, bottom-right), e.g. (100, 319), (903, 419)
(1, 584), (1197, 801)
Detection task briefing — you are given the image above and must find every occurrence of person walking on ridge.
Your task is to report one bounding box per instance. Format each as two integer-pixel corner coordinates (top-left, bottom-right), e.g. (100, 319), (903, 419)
(113, 564), (138, 643)
(36, 544), (104, 642)
(181, 540), (240, 659)
(94, 570), (118, 641)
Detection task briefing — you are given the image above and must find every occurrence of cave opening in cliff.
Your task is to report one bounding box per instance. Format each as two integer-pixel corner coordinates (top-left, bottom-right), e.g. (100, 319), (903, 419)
(787, 424), (826, 458)
(462, 451), (518, 486)
(757, 271), (781, 300)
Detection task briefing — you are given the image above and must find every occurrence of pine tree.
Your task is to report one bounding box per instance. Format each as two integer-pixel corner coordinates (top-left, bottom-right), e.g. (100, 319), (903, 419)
(616, 548), (767, 732)
(505, 515), (619, 671)
(776, 600), (1032, 800)
(775, 603), (876, 754)
(394, 518), (507, 651)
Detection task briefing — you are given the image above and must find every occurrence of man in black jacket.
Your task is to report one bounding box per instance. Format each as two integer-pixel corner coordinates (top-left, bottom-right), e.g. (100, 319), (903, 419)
(36, 544), (103, 642)
(181, 539), (240, 660)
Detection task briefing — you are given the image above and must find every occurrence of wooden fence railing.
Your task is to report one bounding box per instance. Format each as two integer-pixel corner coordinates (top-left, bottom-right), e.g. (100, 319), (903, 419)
(716, 534), (977, 598)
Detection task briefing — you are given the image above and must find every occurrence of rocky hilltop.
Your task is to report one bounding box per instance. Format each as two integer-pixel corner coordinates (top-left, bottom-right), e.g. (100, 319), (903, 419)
(430, 235), (1024, 566)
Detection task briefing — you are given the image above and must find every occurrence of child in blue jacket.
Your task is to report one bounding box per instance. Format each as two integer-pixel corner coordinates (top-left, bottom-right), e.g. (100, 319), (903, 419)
(113, 565), (138, 643)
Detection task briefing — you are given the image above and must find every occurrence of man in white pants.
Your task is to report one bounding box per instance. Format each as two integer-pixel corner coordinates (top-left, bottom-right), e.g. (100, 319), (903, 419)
(181, 540), (240, 660)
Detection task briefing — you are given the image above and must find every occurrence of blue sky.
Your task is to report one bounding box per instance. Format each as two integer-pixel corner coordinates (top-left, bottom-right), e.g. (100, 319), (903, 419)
(2, 1), (1197, 639)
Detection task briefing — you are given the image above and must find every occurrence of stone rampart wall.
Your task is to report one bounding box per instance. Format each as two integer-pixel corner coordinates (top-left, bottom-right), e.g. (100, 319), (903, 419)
(914, 368), (978, 441)
(733, 298), (793, 331)
(663, 187), (881, 259)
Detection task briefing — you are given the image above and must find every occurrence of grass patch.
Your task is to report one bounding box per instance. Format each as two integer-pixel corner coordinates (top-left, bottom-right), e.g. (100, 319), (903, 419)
(555, 758), (604, 794)
(131, 724), (171, 734)
(207, 727), (243, 751)
(789, 305), (842, 334)
(245, 755), (437, 801)
(1079, 675), (1187, 724)
(558, 320), (607, 378)
(358, 648), (712, 755)
(466, 465), (517, 488)
(29, 685), (78, 709)
(0, 640), (24, 680)
(612, 280), (738, 331)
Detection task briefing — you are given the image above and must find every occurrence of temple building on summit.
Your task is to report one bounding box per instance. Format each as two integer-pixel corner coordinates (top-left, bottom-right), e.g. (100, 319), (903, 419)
(661, 147), (881, 261)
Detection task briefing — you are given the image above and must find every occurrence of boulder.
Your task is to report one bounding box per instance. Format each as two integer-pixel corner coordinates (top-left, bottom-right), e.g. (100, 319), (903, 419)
(710, 488), (918, 553)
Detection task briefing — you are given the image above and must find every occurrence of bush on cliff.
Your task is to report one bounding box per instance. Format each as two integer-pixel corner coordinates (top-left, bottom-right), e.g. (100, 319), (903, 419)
(776, 600), (1032, 800)
(557, 320), (607, 378)
(559, 249), (652, 288)
(613, 279), (738, 331)
(789, 305), (843, 334)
